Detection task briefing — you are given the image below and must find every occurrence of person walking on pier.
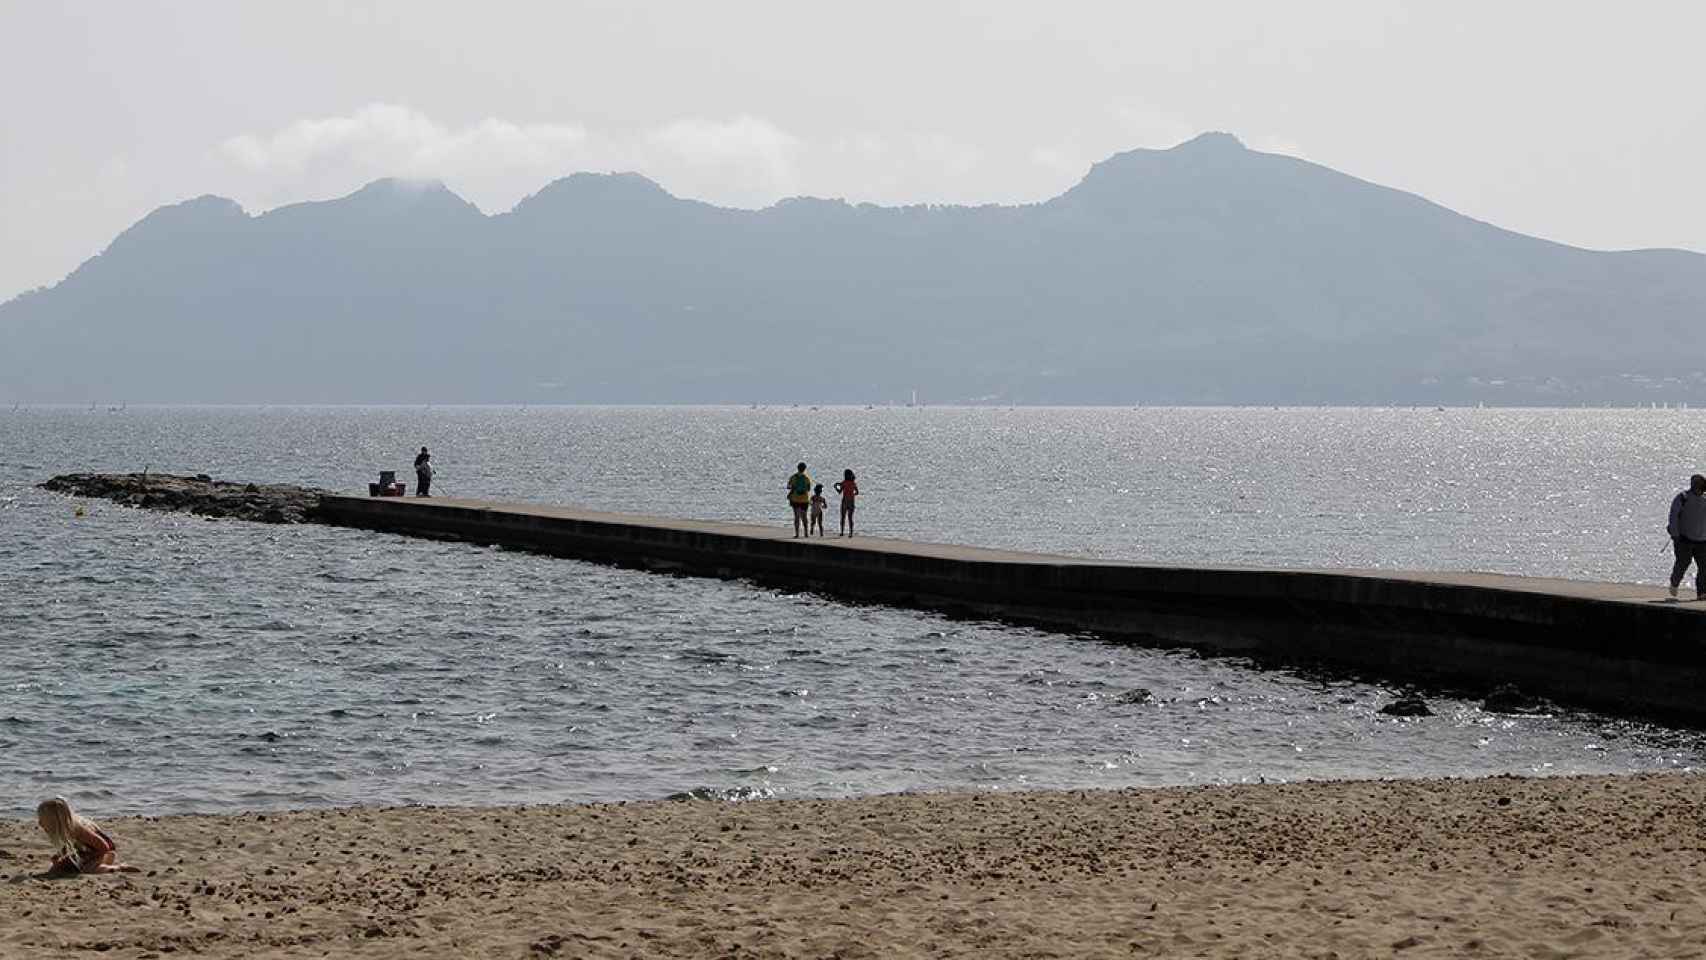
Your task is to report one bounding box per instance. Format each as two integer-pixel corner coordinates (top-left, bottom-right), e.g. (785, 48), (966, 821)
(415, 447), (434, 498)
(1667, 473), (1706, 598)
(787, 463), (813, 537)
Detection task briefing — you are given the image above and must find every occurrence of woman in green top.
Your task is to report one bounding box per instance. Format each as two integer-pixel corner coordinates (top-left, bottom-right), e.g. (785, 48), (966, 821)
(786, 462), (813, 537)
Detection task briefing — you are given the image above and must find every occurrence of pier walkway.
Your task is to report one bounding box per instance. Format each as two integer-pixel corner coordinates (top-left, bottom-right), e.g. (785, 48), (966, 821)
(319, 495), (1706, 721)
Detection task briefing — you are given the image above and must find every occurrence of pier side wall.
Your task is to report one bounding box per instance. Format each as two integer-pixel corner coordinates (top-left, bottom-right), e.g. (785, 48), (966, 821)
(318, 496), (1706, 721)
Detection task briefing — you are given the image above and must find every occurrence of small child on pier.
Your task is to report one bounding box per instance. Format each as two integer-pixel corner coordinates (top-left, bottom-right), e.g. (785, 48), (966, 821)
(809, 484), (828, 536)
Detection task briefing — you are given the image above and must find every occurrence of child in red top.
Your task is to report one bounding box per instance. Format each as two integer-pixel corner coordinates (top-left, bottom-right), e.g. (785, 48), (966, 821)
(833, 469), (860, 536)
(37, 797), (136, 875)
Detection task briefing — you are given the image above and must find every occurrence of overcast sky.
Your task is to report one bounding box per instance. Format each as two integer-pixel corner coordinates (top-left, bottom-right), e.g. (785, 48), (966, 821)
(2, 1), (1703, 300)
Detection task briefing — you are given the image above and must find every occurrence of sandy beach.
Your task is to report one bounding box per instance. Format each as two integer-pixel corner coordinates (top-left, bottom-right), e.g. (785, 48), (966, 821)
(4, 773), (1705, 958)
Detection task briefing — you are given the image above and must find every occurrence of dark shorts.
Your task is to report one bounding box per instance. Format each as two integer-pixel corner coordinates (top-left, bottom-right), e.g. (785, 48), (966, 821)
(840, 499), (856, 513)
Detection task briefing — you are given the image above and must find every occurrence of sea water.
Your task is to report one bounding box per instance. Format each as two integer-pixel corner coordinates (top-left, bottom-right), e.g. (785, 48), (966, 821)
(1, 405), (1699, 815)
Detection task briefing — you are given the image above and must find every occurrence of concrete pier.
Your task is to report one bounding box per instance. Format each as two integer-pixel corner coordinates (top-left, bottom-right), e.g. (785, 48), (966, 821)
(318, 495), (1706, 721)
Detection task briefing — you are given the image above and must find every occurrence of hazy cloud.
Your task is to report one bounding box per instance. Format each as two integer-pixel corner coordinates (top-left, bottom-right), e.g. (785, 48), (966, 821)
(212, 104), (1046, 214)
(218, 104), (598, 206)
(217, 104), (819, 212)
(645, 115), (803, 198)
(819, 132), (995, 205)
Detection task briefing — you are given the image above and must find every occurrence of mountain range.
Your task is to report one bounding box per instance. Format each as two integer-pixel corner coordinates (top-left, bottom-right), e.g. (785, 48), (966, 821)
(4, 132), (1704, 404)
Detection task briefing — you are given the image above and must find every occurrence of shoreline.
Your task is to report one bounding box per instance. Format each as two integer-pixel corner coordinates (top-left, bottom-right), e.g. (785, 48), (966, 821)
(5, 773), (1705, 958)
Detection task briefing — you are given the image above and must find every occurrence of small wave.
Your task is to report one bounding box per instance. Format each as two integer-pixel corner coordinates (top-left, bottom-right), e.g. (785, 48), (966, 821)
(1016, 670), (1115, 690)
(792, 713), (842, 729)
(325, 707), (383, 720)
(663, 785), (776, 802)
(317, 572), (380, 584)
(0, 716), (35, 726)
(236, 745), (281, 756)
(678, 648), (736, 664)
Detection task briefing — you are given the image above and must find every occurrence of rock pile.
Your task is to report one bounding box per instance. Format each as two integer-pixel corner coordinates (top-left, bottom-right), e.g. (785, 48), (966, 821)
(1482, 683), (1551, 715)
(1378, 695), (1434, 718)
(40, 472), (331, 524)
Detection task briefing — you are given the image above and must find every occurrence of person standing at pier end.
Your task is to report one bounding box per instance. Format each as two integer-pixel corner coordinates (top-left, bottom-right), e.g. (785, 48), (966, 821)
(415, 446), (433, 498)
(786, 462), (813, 537)
(1667, 474), (1706, 598)
(835, 469), (859, 536)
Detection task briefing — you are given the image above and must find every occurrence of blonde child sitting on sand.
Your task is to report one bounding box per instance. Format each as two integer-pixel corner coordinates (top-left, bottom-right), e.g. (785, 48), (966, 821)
(37, 797), (137, 875)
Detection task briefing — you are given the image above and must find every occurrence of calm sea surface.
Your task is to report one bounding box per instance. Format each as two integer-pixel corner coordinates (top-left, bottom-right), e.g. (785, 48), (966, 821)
(2, 405), (1701, 817)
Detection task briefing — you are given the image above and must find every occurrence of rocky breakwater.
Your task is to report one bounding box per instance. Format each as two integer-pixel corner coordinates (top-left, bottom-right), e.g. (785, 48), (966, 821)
(40, 472), (331, 524)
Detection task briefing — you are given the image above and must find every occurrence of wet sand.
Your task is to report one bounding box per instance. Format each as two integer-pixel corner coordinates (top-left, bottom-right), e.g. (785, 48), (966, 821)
(4, 773), (1705, 958)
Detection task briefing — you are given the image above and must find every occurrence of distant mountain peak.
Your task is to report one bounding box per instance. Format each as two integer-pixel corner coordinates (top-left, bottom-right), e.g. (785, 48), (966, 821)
(337, 177), (479, 217)
(1171, 130), (1246, 152)
(1112, 131), (1248, 165)
(104, 193), (247, 253)
(1059, 131), (1261, 204)
(350, 176), (454, 197)
(562, 170), (668, 191)
(1173, 131), (1241, 151)
(513, 171), (673, 212)
(138, 193), (247, 222)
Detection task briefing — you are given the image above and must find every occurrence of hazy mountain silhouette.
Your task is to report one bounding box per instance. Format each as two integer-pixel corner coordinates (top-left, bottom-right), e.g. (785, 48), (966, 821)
(5, 132), (1705, 403)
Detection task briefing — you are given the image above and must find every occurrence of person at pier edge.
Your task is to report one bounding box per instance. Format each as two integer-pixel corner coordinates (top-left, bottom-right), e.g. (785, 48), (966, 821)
(834, 468), (859, 536)
(414, 447), (433, 498)
(1667, 473), (1706, 598)
(809, 484), (828, 536)
(786, 462), (813, 537)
